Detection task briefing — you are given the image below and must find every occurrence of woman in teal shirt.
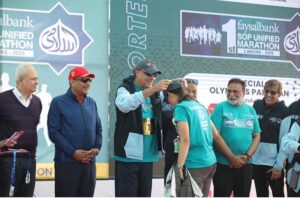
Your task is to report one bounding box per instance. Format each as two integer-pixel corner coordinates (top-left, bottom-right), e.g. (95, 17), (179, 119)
(166, 79), (238, 197)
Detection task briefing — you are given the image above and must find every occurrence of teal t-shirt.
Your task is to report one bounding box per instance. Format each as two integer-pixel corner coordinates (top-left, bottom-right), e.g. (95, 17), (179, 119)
(211, 101), (261, 165)
(114, 85), (159, 162)
(174, 100), (216, 168)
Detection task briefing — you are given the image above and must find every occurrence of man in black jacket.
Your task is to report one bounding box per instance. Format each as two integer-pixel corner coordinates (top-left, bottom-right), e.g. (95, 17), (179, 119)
(114, 59), (170, 197)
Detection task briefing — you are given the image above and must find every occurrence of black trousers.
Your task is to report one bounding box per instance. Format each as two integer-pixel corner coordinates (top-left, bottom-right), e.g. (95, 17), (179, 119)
(0, 156), (36, 197)
(213, 163), (253, 197)
(115, 161), (153, 197)
(253, 164), (284, 197)
(55, 162), (96, 197)
(288, 186), (300, 197)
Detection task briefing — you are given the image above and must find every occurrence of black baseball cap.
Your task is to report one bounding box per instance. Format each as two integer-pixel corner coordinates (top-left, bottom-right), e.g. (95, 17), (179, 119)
(134, 59), (161, 75)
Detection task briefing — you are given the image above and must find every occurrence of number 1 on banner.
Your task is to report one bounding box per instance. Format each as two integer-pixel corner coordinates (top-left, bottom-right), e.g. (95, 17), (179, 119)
(222, 19), (236, 54)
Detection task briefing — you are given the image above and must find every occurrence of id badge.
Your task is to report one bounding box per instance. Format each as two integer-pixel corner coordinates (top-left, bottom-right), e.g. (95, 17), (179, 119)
(174, 136), (180, 153)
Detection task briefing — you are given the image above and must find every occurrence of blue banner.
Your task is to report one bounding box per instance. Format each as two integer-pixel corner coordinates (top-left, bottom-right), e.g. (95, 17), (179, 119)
(0, 3), (92, 74)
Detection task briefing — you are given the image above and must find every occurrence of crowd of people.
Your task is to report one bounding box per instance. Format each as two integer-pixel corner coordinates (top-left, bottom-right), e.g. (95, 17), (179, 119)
(113, 59), (300, 197)
(1, 59), (300, 197)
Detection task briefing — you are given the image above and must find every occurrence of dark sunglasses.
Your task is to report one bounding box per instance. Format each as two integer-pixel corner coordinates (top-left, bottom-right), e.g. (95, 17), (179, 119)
(185, 78), (198, 85)
(264, 89), (277, 95)
(143, 71), (158, 78)
(74, 78), (92, 83)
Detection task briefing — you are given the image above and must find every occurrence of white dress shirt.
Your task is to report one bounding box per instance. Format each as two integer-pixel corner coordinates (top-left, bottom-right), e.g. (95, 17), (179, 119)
(12, 88), (33, 108)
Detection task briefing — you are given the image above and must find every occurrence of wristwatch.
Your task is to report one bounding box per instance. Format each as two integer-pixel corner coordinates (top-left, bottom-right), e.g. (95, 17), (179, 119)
(246, 153), (252, 161)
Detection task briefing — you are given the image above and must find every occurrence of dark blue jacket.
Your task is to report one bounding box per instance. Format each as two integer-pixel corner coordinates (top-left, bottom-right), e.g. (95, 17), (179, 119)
(48, 88), (102, 163)
(252, 99), (288, 169)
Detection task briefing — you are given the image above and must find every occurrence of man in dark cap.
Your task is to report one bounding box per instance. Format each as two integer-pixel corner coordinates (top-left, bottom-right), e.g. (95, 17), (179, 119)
(114, 59), (170, 197)
(47, 66), (102, 197)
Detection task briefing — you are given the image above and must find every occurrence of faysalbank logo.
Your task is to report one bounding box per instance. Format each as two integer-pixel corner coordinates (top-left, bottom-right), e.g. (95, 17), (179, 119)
(0, 3), (93, 75)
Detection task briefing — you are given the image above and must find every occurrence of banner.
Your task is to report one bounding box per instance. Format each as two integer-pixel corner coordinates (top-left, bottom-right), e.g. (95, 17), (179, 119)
(1, 0), (109, 179)
(185, 73), (298, 114)
(219, 0), (300, 8)
(0, 2), (92, 74)
(181, 11), (300, 70)
(110, 0), (300, 177)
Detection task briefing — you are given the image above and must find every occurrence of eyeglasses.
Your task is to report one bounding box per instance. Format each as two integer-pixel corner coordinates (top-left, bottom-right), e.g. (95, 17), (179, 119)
(185, 78), (198, 85)
(143, 71), (158, 78)
(264, 89), (277, 95)
(74, 78), (92, 83)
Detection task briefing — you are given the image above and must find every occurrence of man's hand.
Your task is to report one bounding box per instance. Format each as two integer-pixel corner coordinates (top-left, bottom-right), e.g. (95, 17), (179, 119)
(73, 150), (89, 162)
(178, 168), (187, 181)
(240, 155), (249, 164)
(267, 168), (282, 180)
(142, 79), (170, 99)
(81, 157), (92, 164)
(81, 148), (100, 164)
(153, 80), (170, 92)
(229, 155), (246, 169)
(87, 148), (99, 158)
(0, 139), (16, 148)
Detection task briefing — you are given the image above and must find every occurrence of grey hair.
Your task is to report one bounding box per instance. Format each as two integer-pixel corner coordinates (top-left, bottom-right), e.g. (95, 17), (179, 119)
(15, 64), (34, 82)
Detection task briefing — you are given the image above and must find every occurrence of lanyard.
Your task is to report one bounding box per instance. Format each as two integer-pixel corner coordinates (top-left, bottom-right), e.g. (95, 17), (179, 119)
(25, 156), (31, 184)
(9, 150), (16, 197)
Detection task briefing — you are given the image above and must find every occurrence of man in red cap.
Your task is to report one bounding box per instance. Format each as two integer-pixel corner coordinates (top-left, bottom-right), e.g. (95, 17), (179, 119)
(47, 66), (102, 197)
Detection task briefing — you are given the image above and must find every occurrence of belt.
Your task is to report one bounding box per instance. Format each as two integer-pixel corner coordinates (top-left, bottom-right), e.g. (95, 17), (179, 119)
(0, 149), (31, 158)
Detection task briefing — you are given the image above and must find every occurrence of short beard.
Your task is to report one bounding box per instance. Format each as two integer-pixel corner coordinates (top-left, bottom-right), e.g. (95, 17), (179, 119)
(228, 98), (243, 106)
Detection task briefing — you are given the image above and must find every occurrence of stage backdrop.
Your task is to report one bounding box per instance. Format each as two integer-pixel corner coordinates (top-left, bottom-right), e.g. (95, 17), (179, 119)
(2, 0), (300, 180)
(110, 0), (300, 177)
(0, 0), (109, 179)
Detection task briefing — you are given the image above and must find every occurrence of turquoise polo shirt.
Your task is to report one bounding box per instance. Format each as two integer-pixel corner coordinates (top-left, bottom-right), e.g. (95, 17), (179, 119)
(174, 100), (216, 168)
(211, 101), (261, 165)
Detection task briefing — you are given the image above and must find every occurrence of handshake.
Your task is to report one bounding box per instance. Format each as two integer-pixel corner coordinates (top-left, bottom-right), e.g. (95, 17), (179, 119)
(73, 148), (100, 164)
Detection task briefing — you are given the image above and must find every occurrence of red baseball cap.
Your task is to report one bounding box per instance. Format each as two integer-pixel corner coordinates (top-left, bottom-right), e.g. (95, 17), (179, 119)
(68, 66), (95, 80)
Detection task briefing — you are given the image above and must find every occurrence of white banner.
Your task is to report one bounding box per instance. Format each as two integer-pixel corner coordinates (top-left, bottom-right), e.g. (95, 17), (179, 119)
(185, 73), (298, 113)
(218, 0), (300, 8)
